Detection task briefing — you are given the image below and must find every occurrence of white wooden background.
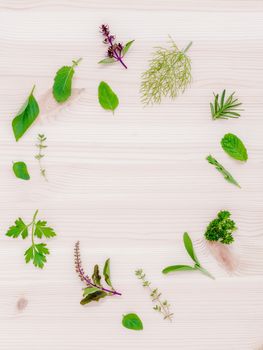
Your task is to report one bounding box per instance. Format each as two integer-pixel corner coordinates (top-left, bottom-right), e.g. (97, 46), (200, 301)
(0, 1), (263, 349)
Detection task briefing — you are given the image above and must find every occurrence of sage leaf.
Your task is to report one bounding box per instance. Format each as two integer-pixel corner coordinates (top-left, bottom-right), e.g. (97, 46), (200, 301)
(12, 161), (30, 180)
(103, 258), (113, 288)
(53, 58), (82, 103)
(12, 86), (39, 141)
(162, 265), (196, 274)
(221, 133), (248, 161)
(98, 58), (115, 64)
(183, 232), (200, 265)
(80, 290), (107, 305)
(92, 264), (102, 286)
(122, 313), (143, 331)
(98, 81), (119, 113)
(123, 40), (135, 56)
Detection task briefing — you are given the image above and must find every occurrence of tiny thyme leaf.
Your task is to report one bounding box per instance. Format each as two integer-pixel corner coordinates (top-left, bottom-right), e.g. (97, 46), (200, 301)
(35, 134), (48, 181)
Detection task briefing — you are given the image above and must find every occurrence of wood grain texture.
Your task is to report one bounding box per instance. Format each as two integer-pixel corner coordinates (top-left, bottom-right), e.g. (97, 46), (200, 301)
(0, 1), (263, 349)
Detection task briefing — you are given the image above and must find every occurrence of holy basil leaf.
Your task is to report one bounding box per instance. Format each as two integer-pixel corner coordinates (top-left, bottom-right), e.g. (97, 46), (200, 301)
(183, 232), (200, 265)
(6, 218), (28, 239)
(103, 258), (113, 288)
(98, 81), (119, 113)
(122, 313), (143, 331)
(53, 58), (82, 103)
(221, 133), (248, 161)
(80, 290), (107, 305)
(83, 287), (100, 297)
(123, 40), (135, 56)
(92, 264), (102, 286)
(12, 161), (30, 180)
(98, 58), (115, 64)
(34, 220), (56, 239)
(162, 265), (196, 274)
(12, 86), (39, 141)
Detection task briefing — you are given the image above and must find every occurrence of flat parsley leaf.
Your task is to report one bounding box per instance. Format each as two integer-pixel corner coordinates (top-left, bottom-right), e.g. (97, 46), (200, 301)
(34, 220), (56, 239)
(6, 218), (28, 239)
(25, 243), (49, 268)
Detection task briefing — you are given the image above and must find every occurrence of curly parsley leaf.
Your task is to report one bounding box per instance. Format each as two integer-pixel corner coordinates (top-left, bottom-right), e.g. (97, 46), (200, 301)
(205, 210), (237, 244)
(53, 58), (82, 102)
(12, 161), (30, 180)
(6, 218), (28, 239)
(98, 81), (119, 113)
(12, 86), (40, 141)
(221, 133), (248, 161)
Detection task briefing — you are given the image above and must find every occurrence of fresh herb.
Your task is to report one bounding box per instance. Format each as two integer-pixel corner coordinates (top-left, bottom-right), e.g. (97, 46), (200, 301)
(6, 210), (56, 268)
(141, 38), (192, 105)
(12, 86), (40, 141)
(98, 81), (119, 113)
(74, 241), (121, 305)
(135, 269), (173, 321)
(35, 134), (47, 180)
(206, 155), (241, 188)
(210, 90), (242, 120)
(12, 161), (30, 180)
(122, 313), (143, 331)
(53, 58), (82, 102)
(162, 232), (214, 279)
(205, 210), (237, 244)
(99, 24), (134, 69)
(221, 133), (248, 161)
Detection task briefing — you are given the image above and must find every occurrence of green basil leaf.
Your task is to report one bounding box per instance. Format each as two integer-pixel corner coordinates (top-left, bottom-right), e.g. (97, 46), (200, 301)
(12, 161), (30, 180)
(162, 265), (196, 274)
(221, 133), (248, 161)
(98, 81), (119, 113)
(53, 58), (82, 102)
(82, 287), (100, 297)
(92, 264), (102, 286)
(183, 232), (200, 265)
(103, 258), (113, 288)
(123, 40), (135, 56)
(12, 86), (39, 141)
(122, 313), (143, 331)
(98, 58), (115, 64)
(80, 290), (107, 305)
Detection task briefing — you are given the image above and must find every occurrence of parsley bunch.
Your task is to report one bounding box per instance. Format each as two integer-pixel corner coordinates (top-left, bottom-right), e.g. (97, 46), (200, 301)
(204, 210), (237, 244)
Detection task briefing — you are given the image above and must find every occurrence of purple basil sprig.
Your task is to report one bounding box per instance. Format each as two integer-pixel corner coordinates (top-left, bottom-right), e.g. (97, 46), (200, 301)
(99, 24), (134, 69)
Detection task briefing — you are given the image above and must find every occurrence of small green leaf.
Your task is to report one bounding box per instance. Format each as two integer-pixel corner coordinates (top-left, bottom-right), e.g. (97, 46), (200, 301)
(12, 86), (39, 141)
(92, 264), (102, 286)
(34, 220), (56, 239)
(162, 265), (196, 274)
(98, 58), (115, 64)
(123, 40), (135, 56)
(80, 290), (107, 305)
(221, 133), (248, 161)
(103, 258), (113, 288)
(98, 81), (119, 113)
(24, 243), (49, 268)
(6, 218), (28, 239)
(83, 287), (100, 297)
(12, 162), (30, 180)
(183, 232), (200, 265)
(122, 313), (143, 331)
(53, 58), (82, 102)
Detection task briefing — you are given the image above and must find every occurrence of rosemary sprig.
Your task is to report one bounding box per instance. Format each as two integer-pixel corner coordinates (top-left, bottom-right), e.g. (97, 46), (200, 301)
(141, 37), (192, 105)
(210, 90), (243, 120)
(35, 134), (47, 181)
(135, 269), (173, 321)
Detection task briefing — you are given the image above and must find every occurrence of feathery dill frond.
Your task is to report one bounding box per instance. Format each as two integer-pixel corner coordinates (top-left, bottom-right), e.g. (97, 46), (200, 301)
(141, 38), (192, 105)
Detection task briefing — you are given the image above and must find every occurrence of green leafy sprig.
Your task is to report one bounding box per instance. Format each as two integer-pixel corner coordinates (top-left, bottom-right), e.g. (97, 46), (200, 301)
(141, 38), (192, 105)
(135, 269), (173, 321)
(205, 210), (237, 244)
(162, 232), (215, 279)
(210, 90), (242, 120)
(35, 134), (48, 180)
(6, 210), (56, 268)
(74, 241), (121, 305)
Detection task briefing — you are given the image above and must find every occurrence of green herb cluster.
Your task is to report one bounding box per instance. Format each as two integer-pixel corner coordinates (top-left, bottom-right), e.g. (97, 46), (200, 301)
(205, 210), (237, 244)
(210, 90), (242, 120)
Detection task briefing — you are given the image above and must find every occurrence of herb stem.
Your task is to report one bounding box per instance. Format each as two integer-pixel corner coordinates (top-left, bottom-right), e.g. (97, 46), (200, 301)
(183, 41), (193, 53)
(106, 32), (127, 69)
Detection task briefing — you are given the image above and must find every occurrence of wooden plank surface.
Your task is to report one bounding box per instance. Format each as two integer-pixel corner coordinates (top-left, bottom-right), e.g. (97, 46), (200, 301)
(0, 1), (263, 349)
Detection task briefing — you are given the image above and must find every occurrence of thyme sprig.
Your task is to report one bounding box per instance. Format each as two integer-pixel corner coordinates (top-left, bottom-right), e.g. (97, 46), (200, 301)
(35, 134), (47, 181)
(210, 90), (243, 120)
(141, 37), (192, 105)
(135, 269), (173, 321)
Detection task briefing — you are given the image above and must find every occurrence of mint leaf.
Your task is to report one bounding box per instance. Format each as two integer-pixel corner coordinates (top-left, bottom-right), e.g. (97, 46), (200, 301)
(12, 86), (39, 141)
(34, 220), (56, 239)
(123, 40), (134, 56)
(6, 218), (28, 239)
(162, 265), (196, 274)
(122, 313), (143, 331)
(103, 258), (113, 288)
(12, 161), (30, 180)
(98, 58), (115, 64)
(183, 232), (200, 265)
(53, 58), (82, 102)
(98, 81), (119, 113)
(92, 265), (102, 286)
(221, 133), (248, 161)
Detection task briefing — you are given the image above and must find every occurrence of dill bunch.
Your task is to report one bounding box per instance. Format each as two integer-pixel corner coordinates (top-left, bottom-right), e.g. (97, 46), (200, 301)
(141, 38), (192, 105)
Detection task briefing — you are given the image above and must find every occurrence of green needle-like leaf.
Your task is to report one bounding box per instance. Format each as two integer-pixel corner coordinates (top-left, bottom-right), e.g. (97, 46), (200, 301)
(12, 161), (30, 180)
(210, 90), (243, 120)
